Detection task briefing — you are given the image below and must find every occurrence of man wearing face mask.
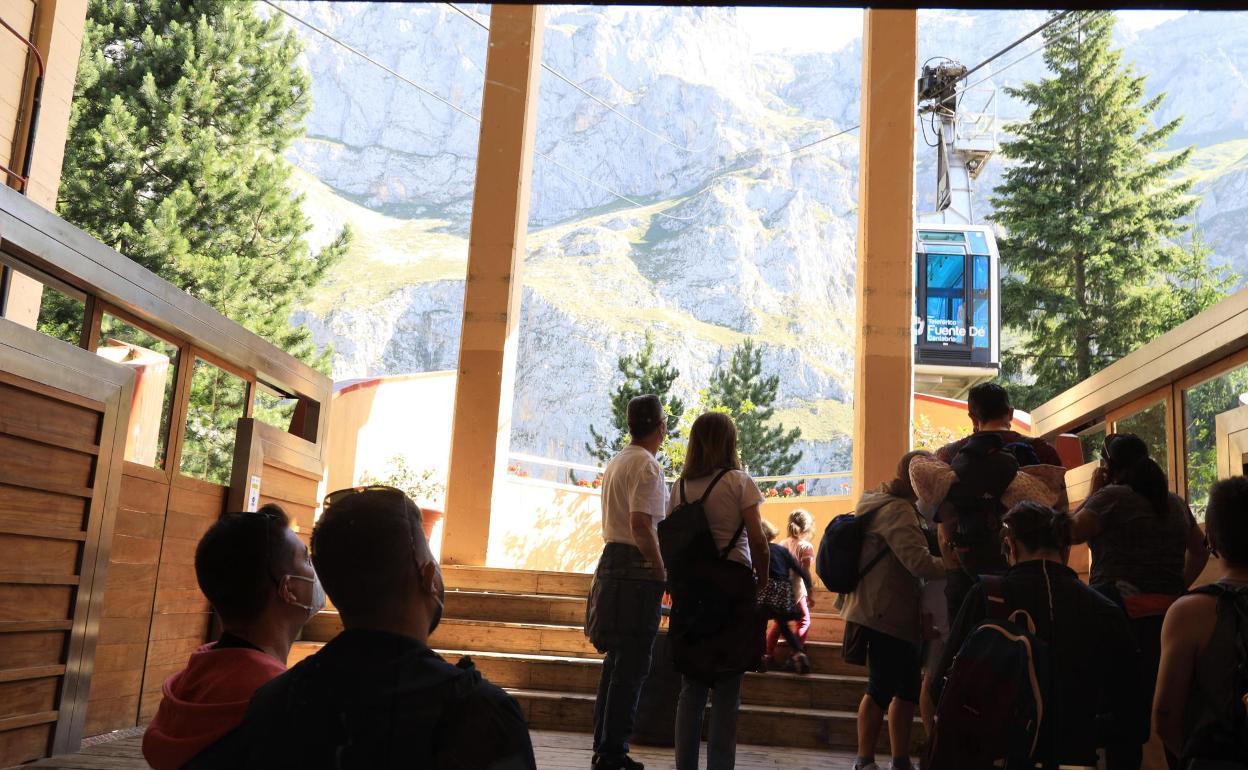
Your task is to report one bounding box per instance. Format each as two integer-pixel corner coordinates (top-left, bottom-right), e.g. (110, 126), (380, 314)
(186, 486), (536, 770)
(144, 504), (320, 770)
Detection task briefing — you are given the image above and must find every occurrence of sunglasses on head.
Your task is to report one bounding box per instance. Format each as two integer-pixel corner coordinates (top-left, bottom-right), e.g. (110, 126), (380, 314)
(323, 484), (411, 509)
(1099, 432), (1125, 463)
(322, 485), (426, 564)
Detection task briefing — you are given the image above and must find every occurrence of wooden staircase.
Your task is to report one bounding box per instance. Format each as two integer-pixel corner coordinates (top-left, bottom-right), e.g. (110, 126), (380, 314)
(294, 566), (908, 753)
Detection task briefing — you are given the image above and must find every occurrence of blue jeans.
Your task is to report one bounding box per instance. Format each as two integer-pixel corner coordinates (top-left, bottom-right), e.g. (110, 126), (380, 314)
(674, 672), (744, 770)
(589, 544), (664, 760)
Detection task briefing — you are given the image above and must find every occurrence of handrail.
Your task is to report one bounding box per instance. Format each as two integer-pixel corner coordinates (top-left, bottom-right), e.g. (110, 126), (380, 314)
(506, 451), (853, 496)
(0, 13), (44, 193)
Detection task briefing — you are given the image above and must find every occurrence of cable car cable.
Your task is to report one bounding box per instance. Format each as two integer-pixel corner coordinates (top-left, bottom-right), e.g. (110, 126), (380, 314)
(959, 10), (1074, 83)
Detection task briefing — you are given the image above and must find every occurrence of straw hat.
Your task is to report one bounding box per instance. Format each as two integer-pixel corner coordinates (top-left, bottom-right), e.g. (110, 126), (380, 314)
(909, 454), (1066, 511)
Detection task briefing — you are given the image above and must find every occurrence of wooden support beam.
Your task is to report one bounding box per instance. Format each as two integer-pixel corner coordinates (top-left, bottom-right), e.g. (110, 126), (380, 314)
(441, 5), (544, 566)
(852, 9), (917, 498)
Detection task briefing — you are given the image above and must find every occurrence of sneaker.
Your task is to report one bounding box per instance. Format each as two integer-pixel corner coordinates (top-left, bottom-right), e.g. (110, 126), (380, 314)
(793, 652), (812, 675)
(852, 763), (879, 770)
(595, 755), (644, 770)
(759, 654), (774, 672)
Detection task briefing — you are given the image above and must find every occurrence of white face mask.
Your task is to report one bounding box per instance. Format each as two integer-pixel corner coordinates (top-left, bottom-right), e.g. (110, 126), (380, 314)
(285, 573), (327, 619)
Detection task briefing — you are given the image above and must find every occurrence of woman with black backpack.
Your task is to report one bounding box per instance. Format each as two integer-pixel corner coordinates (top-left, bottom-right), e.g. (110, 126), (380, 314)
(1070, 433), (1208, 769)
(662, 412), (769, 770)
(1154, 476), (1248, 769)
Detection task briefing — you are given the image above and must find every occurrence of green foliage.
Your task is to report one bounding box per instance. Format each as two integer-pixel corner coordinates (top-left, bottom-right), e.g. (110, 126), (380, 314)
(58, 0), (349, 483)
(586, 332), (686, 471)
(1182, 363), (1248, 520)
(991, 11), (1234, 410)
(360, 455), (447, 508)
(912, 414), (959, 453)
(703, 339), (802, 478)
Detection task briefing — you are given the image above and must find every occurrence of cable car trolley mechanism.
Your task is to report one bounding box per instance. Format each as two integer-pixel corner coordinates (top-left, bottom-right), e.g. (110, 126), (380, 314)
(912, 60), (1001, 398)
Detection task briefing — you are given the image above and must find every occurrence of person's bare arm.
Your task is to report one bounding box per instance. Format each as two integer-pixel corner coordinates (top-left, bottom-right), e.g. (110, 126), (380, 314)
(1068, 507), (1104, 545)
(742, 505), (769, 590)
(1183, 520), (1209, 588)
(798, 552), (815, 608)
(629, 512), (666, 583)
(938, 517), (960, 570)
(1154, 595), (1207, 756)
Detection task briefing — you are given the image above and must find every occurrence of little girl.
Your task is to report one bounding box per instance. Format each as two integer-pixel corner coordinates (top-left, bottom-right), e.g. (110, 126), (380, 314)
(765, 509), (816, 669)
(759, 516), (814, 674)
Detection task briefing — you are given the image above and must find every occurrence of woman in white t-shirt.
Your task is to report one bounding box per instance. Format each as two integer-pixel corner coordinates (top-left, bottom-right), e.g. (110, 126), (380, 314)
(666, 412), (768, 770)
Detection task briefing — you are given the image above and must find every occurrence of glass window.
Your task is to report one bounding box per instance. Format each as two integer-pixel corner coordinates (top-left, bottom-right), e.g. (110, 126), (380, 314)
(180, 358), (249, 485)
(1, 262), (86, 346)
(1114, 400), (1169, 473)
(925, 253), (965, 344)
(1184, 362), (1248, 519)
(1076, 422), (1107, 465)
(95, 314), (180, 468)
(254, 382), (298, 434)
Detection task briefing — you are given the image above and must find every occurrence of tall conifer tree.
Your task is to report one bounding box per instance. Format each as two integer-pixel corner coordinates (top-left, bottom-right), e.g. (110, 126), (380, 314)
(57, 0), (348, 365)
(991, 10), (1229, 409)
(56, 0), (349, 482)
(705, 339), (802, 477)
(586, 332), (685, 469)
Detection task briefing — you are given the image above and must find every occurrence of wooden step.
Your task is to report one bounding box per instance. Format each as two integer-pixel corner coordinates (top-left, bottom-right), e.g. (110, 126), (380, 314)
(445, 590), (586, 626)
(508, 689), (917, 753)
(442, 565), (591, 597)
(428, 648), (867, 712)
(302, 614), (603, 658)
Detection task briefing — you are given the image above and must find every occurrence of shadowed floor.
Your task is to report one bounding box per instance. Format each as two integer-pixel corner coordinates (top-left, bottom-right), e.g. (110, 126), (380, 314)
(16, 729), (860, 770)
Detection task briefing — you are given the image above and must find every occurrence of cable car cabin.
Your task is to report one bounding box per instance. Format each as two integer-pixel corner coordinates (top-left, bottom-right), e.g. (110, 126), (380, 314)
(913, 223), (1000, 398)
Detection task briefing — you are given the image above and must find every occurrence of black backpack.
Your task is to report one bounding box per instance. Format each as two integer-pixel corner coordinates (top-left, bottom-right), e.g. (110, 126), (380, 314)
(946, 433), (1040, 573)
(815, 508), (887, 594)
(658, 469), (734, 581)
(926, 575), (1049, 770)
(1182, 582), (1248, 765)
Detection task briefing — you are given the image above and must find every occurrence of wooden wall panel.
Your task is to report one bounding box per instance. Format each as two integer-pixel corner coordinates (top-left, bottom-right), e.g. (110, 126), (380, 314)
(82, 466), (171, 735)
(138, 476), (223, 721)
(0, 364), (116, 766)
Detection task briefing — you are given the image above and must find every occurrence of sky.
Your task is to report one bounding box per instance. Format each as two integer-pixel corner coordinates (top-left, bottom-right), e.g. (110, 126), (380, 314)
(734, 8), (1188, 54)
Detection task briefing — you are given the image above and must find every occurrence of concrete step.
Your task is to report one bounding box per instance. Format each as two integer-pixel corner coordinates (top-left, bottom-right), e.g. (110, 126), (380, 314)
(508, 689), (916, 753)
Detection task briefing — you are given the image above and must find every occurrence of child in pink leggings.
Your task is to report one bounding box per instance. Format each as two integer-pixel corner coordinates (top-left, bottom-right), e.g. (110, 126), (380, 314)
(764, 509), (817, 669)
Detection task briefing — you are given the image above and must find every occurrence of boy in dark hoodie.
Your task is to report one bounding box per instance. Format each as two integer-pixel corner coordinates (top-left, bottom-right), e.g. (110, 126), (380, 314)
(143, 505), (321, 770)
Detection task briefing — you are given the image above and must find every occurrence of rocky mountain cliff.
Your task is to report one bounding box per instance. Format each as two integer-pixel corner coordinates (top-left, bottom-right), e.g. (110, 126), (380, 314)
(280, 4), (1248, 473)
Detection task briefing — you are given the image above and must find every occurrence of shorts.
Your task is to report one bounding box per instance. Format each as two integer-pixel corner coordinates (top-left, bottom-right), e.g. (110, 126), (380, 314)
(842, 621), (921, 708)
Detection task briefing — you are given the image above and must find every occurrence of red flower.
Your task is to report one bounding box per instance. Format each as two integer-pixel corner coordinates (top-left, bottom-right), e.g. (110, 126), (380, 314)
(782, 487), (794, 497)
(796, 482), (806, 494)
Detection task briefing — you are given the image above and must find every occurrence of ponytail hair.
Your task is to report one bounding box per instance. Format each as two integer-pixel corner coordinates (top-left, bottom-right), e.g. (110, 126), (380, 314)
(1002, 502), (1072, 555)
(787, 509), (815, 539)
(1103, 433), (1169, 516)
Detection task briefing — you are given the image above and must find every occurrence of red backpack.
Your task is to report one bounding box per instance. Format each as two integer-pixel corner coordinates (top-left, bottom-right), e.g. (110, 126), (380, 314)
(926, 575), (1050, 770)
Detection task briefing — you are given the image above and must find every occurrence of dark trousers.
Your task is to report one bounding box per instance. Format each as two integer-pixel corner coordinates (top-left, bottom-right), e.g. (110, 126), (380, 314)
(587, 543), (664, 760)
(1104, 612), (1168, 770)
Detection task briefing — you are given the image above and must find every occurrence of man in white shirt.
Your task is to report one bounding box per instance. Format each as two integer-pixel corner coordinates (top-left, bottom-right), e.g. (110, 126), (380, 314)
(585, 395), (669, 770)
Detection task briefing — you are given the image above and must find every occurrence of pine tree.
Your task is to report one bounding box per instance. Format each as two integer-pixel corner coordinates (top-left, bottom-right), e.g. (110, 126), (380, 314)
(55, 0), (349, 482)
(991, 11), (1231, 410)
(704, 339), (802, 477)
(586, 332), (686, 470)
(57, 0), (347, 363)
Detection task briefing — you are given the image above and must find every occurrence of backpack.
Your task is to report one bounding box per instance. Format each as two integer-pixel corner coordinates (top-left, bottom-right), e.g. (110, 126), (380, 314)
(1182, 582), (1248, 766)
(946, 433), (1040, 573)
(657, 469), (734, 582)
(815, 508), (887, 594)
(926, 575), (1049, 770)
(659, 470), (760, 681)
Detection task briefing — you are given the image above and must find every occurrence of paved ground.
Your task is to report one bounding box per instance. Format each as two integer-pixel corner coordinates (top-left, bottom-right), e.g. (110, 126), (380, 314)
(21, 730), (860, 770)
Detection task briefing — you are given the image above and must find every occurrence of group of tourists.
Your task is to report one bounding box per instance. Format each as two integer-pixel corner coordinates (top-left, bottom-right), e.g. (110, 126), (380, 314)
(135, 385), (1247, 770)
(586, 386), (1248, 770)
